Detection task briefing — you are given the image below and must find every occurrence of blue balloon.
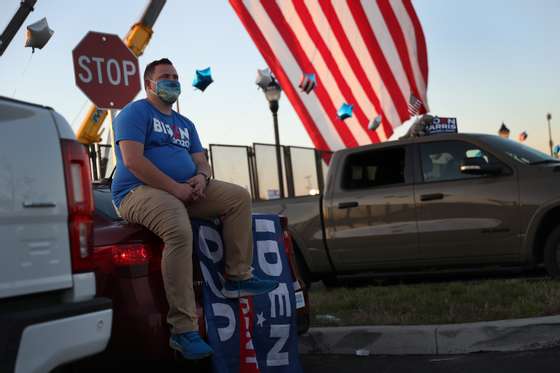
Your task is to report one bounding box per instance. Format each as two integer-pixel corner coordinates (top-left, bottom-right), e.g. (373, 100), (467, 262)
(192, 67), (214, 91)
(337, 102), (353, 120)
(554, 144), (560, 155)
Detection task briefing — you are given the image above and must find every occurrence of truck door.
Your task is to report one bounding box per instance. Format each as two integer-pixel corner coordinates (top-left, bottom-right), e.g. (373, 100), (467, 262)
(414, 140), (520, 265)
(325, 145), (419, 272)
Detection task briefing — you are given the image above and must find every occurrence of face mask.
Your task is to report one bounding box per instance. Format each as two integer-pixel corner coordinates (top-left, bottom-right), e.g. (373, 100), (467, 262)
(151, 79), (181, 105)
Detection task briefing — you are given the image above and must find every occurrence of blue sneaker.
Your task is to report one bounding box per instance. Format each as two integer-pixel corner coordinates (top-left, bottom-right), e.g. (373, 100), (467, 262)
(169, 331), (213, 360)
(222, 275), (280, 298)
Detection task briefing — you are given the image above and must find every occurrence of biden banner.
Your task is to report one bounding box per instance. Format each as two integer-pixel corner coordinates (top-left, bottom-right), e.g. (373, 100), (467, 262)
(193, 214), (304, 373)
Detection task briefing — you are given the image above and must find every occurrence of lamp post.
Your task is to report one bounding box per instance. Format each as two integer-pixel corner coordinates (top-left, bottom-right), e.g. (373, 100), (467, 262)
(263, 78), (285, 199)
(547, 113), (553, 156)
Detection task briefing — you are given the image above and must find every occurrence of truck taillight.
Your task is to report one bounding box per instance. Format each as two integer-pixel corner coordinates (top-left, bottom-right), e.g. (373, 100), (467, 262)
(93, 243), (152, 278)
(62, 140), (94, 273)
(111, 244), (150, 266)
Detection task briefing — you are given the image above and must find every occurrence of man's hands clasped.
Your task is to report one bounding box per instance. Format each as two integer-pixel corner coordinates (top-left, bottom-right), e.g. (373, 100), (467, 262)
(187, 173), (208, 200)
(171, 174), (208, 203)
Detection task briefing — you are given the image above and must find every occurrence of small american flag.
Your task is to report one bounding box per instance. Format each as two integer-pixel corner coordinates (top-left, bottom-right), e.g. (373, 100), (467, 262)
(407, 92), (423, 116)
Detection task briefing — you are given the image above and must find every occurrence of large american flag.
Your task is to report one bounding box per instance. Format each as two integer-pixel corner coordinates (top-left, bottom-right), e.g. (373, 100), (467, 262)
(230, 0), (429, 152)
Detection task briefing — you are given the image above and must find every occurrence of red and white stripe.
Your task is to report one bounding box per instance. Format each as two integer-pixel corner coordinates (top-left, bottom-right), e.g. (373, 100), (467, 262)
(230, 0), (429, 152)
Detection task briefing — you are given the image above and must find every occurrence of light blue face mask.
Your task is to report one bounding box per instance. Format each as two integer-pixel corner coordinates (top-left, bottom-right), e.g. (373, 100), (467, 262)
(151, 79), (181, 105)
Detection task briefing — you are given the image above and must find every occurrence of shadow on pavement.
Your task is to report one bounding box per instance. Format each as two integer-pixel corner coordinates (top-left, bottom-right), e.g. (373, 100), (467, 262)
(69, 355), (212, 373)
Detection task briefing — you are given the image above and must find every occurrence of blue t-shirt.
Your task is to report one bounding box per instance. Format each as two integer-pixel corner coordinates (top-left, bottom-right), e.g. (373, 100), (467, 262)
(111, 99), (204, 207)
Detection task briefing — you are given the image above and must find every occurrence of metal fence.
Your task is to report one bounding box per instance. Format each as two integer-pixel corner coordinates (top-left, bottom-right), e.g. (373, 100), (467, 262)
(210, 143), (331, 200)
(89, 143), (332, 200)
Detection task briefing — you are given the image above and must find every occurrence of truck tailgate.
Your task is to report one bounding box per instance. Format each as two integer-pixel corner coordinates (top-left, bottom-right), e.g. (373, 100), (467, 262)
(0, 101), (72, 298)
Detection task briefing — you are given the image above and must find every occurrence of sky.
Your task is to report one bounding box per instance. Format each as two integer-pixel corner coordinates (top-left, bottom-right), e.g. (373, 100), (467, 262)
(1, 0), (559, 153)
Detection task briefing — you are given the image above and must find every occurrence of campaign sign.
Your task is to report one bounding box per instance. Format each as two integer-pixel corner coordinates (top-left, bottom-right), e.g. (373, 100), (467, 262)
(194, 214), (303, 373)
(425, 117), (458, 135)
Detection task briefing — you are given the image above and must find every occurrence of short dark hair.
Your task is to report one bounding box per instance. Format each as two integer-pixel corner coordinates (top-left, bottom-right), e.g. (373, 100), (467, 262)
(144, 58), (173, 82)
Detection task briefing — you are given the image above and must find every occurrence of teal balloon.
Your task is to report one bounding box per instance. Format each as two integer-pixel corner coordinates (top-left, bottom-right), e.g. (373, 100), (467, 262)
(192, 67), (214, 91)
(337, 103), (353, 120)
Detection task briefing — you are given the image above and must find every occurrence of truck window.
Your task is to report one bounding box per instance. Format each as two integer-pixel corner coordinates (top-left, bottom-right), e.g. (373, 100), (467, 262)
(342, 147), (406, 189)
(481, 135), (558, 165)
(420, 141), (498, 182)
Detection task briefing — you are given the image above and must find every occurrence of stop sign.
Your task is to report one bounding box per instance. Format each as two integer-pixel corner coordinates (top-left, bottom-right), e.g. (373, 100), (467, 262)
(72, 31), (141, 109)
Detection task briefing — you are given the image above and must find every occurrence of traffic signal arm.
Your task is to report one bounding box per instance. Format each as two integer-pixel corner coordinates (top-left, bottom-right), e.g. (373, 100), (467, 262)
(76, 106), (109, 145)
(124, 23), (153, 58)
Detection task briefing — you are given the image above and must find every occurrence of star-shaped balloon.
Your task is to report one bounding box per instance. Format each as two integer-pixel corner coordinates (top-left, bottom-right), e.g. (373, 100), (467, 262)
(369, 115), (382, 131)
(25, 17), (54, 52)
(256, 68), (273, 90)
(337, 103), (353, 120)
(299, 73), (316, 94)
(192, 67), (213, 91)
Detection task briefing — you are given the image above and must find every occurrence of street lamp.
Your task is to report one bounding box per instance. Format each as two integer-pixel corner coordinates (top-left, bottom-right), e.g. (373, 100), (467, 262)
(547, 113), (553, 156)
(262, 78), (285, 199)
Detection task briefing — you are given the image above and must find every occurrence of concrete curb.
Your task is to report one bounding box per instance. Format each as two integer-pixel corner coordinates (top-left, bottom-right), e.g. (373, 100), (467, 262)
(299, 315), (560, 355)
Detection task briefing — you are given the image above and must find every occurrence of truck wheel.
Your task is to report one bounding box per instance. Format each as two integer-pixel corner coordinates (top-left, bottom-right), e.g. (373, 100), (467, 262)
(544, 225), (560, 278)
(295, 249), (313, 290)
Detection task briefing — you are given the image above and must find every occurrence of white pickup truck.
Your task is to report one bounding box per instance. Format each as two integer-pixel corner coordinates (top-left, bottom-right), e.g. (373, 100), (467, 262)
(0, 96), (112, 373)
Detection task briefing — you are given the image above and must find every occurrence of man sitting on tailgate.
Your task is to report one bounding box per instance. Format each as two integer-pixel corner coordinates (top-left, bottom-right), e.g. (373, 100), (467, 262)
(111, 58), (279, 360)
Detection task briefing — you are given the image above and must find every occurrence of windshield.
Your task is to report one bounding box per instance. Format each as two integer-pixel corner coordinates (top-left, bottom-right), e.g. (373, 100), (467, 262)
(481, 136), (560, 165)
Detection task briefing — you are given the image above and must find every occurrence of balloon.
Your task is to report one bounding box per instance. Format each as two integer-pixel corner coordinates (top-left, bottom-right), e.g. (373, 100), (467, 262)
(24, 17), (54, 52)
(518, 131), (528, 142)
(368, 115), (382, 131)
(298, 73), (316, 94)
(337, 103), (353, 120)
(554, 144), (560, 156)
(255, 68), (273, 90)
(192, 67), (213, 91)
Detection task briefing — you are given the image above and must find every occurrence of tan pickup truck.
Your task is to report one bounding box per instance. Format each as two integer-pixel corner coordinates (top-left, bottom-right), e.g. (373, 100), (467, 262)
(252, 133), (560, 286)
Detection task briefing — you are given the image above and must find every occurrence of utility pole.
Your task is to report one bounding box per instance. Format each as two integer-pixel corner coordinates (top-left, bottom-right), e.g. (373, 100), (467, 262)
(547, 113), (553, 156)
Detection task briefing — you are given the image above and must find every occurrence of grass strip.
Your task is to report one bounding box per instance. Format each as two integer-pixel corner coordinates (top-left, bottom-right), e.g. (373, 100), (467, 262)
(310, 278), (560, 326)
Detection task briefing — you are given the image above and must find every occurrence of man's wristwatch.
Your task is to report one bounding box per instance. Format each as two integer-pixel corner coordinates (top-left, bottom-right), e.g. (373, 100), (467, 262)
(197, 171), (211, 185)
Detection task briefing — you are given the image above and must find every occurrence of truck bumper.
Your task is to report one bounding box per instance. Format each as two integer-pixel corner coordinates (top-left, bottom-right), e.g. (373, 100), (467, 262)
(0, 296), (112, 373)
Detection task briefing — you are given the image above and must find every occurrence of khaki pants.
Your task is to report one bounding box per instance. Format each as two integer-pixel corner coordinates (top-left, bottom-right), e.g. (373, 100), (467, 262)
(118, 180), (253, 334)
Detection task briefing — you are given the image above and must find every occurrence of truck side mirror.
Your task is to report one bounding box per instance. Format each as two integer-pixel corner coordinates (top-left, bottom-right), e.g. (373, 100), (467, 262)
(460, 157), (502, 176)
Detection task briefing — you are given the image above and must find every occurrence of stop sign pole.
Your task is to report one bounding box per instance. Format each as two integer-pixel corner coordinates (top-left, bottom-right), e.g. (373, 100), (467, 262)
(72, 31), (141, 109)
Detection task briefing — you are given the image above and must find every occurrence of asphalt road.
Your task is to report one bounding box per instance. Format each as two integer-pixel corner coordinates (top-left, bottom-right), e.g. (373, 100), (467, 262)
(301, 347), (560, 373)
(85, 346), (560, 372)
